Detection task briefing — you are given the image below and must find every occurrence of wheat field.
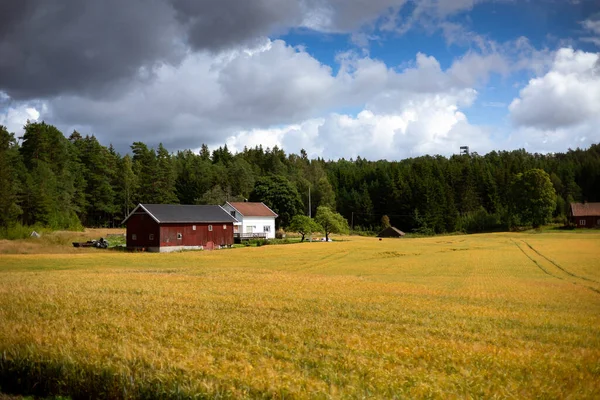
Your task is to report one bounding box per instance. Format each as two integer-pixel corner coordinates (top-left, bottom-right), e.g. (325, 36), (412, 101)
(0, 231), (599, 399)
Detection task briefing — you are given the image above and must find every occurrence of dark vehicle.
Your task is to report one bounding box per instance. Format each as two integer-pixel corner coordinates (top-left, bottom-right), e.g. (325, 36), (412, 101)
(72, 238), (108, 249)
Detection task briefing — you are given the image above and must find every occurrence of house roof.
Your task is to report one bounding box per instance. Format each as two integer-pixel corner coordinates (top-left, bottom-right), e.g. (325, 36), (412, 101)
(226, 202), (278, 217)
(570, 202), (600, 217)
(122, 204), (239, 224)
(377, 226), (405, 237)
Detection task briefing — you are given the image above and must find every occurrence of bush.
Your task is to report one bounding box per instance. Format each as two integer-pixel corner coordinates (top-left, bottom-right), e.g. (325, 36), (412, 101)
(0, 223), (47, 240)
(275, 229), (286, 239)
(249, 239), (269, 247)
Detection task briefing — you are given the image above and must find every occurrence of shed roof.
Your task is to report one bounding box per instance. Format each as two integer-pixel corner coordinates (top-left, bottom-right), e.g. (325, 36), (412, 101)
(122, 204), (239, 224)
(377, 226), (406, 237)
(226, 202), (278, 217)
(570, 202), (600, 217)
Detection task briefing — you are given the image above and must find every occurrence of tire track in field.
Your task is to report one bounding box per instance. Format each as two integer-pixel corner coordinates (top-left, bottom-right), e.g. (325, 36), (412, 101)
(511, 240), (558, 278)
(521, 240), (600, 284)
(512, 239), (600, 295)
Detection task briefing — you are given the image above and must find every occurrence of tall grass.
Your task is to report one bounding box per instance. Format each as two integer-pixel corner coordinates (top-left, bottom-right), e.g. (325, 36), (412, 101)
(1, 232), (599, 398)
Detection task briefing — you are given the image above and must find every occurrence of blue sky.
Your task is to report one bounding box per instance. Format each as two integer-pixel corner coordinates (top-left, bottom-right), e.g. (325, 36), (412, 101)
(1, 0), (599, 159)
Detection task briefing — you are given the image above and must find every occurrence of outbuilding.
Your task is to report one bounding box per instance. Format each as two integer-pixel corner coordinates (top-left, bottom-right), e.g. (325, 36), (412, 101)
(122, 204), (238, 252)
(569, 202), (600, 228)
(377, 226), (406, 238)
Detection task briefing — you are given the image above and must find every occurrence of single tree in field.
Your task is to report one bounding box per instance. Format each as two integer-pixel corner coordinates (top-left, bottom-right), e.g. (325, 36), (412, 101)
(381, 215), (391, 230)
(288, 215), (322, 242)
(315, 206), (349, 241)
(510, 168), (557, 228)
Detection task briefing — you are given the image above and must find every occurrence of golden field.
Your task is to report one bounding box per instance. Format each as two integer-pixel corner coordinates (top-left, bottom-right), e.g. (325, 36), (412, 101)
(0, 231), (599, 399)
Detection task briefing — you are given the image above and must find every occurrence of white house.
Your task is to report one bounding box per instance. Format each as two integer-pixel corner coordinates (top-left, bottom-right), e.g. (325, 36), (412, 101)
(222, 202), (278, 239)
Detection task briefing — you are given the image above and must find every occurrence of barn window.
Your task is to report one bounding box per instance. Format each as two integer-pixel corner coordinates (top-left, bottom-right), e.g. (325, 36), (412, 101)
(223, 224), (227, 230)
(177, 233), (182, 239)
(263, 225), (271, 233)
(149, 234), (154, 240)
(192, 225), (196, 231)
(208, 225), (213, 232)
(580, 220), (586, 226)
(231, 211), (236, 218)
(132, 234), (137, 241)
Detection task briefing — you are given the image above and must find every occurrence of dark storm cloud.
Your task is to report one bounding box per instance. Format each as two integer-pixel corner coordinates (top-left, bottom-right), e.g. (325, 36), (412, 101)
(0, 0), (418, 100)
(0, 0), (184, 100)
(170, 0), (303, 50)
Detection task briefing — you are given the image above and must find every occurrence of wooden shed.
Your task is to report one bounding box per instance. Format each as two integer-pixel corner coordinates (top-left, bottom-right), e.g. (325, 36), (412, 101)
(569, 202), (600, 228)
(377, 227), (406, 238)
(122, 204), (239, 252)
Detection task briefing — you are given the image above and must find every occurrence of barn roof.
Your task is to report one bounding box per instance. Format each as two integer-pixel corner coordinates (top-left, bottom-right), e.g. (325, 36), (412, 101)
(122, 204), (239, 224)
(377, 226), (406, 237)
(226, 202), (278, 217)
(570, 202), (600, 217)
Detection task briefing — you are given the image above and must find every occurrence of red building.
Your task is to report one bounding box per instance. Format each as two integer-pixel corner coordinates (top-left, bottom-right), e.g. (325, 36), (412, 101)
(569, 202), (600, 228)
(123, 204), (239, 252)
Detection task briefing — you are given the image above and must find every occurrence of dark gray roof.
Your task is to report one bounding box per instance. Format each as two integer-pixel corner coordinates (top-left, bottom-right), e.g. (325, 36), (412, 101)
(377, 226), (405, 237)
(123, 204), (239, 224)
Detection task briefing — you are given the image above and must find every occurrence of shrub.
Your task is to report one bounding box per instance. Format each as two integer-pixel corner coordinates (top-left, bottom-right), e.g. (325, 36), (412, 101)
(0, 223), (47, 240)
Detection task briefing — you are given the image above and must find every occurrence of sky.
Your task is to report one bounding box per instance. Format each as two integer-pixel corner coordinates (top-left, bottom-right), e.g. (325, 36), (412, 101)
(1, 0), (599, 160)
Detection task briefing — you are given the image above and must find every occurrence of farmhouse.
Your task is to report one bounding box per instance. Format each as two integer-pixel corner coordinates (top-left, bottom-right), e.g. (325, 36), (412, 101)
(377, 226), (406, 238)
(569, 202), (600, 228)
(122, 204), (238, 252)
(222, 202), (278, 239)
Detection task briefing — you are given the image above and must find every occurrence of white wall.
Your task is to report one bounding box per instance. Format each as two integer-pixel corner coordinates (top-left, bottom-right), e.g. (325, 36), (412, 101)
(241, 216), (276, 239)
(221, 204), (276, 239)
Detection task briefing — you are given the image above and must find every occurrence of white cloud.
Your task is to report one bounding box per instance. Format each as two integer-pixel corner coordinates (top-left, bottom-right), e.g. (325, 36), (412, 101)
(223, 49), (496, 160)
(17, 38), (504, 160)
(0, 95), (42, 135)
(509, 48), (600, 130)
(581, 18), (600, 46)
(508, 48), (600, 152)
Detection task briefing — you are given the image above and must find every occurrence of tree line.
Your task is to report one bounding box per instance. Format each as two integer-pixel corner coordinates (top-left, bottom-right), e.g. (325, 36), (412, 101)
(1, 122), (599, 237)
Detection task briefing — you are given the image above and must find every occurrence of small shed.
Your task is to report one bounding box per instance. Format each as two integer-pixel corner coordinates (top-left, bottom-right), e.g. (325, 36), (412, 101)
(377, 227), (406, 238)
(122, 204), (239, 252)
(569, 202), (600, 228)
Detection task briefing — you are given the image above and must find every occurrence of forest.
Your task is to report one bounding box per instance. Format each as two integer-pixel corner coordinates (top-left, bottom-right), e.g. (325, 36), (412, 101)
(1, 121), (599, 238)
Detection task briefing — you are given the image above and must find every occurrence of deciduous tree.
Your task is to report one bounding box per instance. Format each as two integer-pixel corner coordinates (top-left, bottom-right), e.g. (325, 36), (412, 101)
(510, 168), (557, 228)
(315, 206), (349, 241)
(288, 215), (322, 242)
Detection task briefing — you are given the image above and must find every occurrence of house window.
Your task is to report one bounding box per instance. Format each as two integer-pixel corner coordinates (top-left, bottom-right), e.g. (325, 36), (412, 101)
(208, 225), (213, 231)
(223, 224), (227, 230)
(132, 234), (137, 241)
(264, 225), (271, 233)
(580, 220), (586, 226)
(177, 233), (182, 240)
(192, 225), (196, 231)
(149, 234), (154, 240)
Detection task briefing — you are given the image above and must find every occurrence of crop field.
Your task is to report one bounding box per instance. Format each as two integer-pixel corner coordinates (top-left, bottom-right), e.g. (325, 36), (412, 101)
(0, 231), (599, 399)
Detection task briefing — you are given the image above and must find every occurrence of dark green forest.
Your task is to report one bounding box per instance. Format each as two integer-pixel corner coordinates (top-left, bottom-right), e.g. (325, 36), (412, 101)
(1, 122), (599, 237)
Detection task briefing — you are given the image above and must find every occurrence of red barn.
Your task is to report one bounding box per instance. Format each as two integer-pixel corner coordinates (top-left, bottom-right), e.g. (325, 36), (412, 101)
(569, 202), (600, 228)
(122, 204), (239, 252)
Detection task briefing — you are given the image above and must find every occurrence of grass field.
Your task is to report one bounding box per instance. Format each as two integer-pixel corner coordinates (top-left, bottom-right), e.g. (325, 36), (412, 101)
(0, 231), (599, 399)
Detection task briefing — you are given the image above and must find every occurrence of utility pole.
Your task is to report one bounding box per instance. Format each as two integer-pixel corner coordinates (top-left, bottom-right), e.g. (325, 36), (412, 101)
(308, 186), (311, 218)
(308, 186), (312, 243)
